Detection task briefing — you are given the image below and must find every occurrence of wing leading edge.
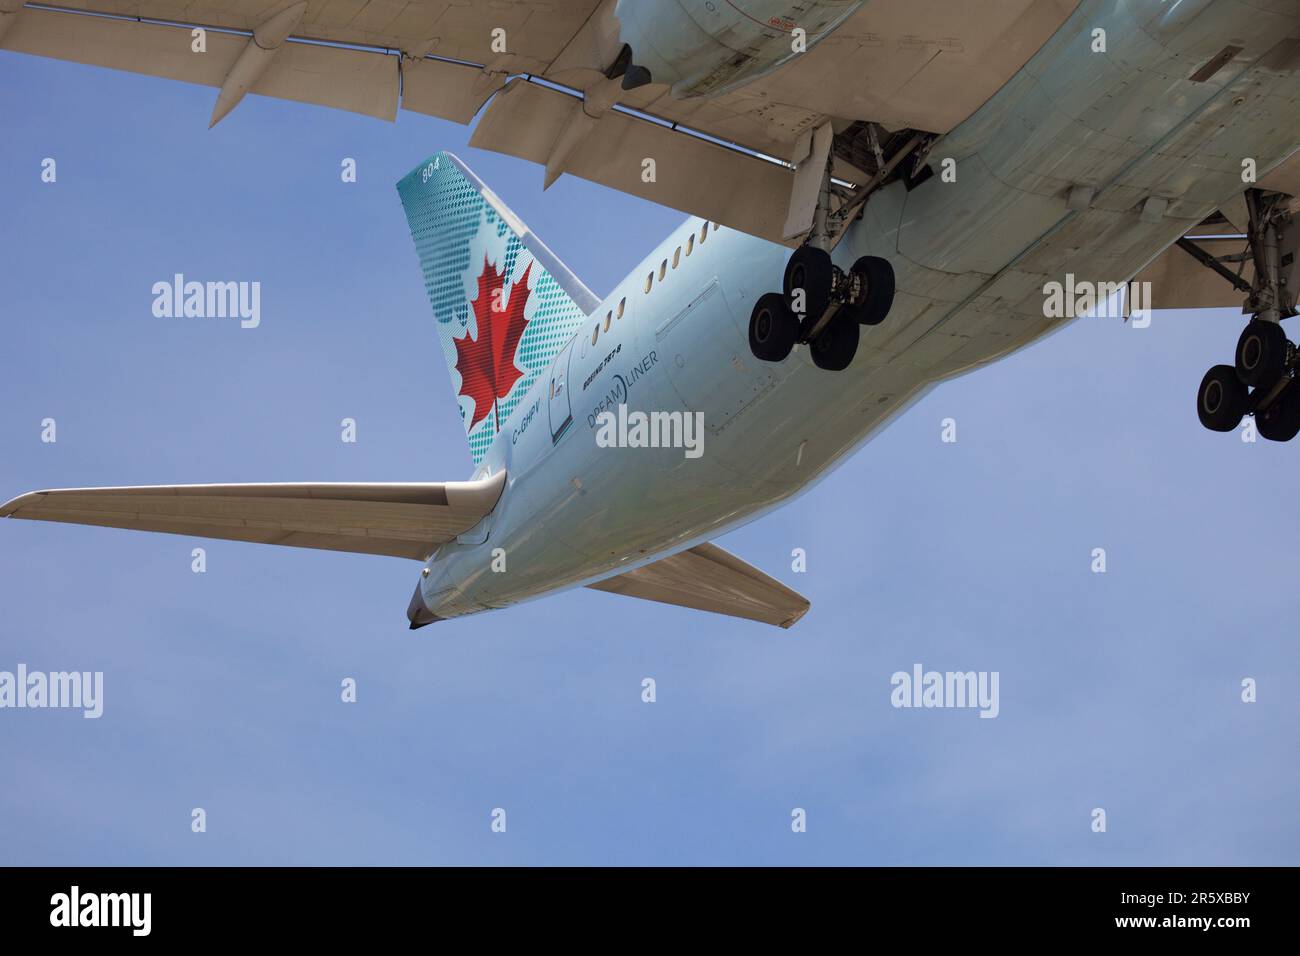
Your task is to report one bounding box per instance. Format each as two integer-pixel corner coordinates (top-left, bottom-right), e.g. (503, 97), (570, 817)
(587, 542), (810, 629)
(0, 471), (506, 561)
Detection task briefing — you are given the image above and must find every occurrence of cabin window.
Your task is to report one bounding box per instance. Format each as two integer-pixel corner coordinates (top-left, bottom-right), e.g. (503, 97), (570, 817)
(672, 247), (681, 269)
(700, 222), (709, 243)
(645, 272), (653, 293)
(685, 234), (694, 256)
(591, 324), (599, 347)
(604, 311), (612, 332)
(659, 259), (667, 281)
(617, 297), (625, 319)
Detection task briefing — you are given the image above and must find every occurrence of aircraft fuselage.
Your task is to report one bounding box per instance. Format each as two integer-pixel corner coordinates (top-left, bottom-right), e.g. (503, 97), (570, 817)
(417, 0), (1300, 620)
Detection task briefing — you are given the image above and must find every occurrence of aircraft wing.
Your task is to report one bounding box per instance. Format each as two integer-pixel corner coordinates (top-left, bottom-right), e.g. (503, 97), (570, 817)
(0, 471), (506, 560)
(587, 541), (809, 629)
(0, 0), (1080, 243)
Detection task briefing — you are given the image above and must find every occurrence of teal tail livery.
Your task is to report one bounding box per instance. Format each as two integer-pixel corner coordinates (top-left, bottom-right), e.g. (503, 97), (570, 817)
(397, 152), (600, 465)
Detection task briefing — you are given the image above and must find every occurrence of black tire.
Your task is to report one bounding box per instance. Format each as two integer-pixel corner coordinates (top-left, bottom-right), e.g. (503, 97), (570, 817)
(748, 292), (799, 362)
(1196, 364), (1248, 432)
(1256, 381), (1300, 442)
(783, 246), (833, 321)
(809, 310), (859, 371)
(1235, 320), (1288, 388)
(843, 256), (896, 326)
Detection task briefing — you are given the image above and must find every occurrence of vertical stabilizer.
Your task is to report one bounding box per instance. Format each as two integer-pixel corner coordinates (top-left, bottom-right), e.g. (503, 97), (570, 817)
(397, 152), (599, 464)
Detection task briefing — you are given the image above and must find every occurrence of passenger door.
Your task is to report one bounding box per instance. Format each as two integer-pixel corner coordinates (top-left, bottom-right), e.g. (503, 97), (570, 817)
(548, 338), (575, 441)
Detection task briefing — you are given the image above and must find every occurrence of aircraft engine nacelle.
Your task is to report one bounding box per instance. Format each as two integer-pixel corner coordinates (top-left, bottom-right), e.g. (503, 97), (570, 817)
(614, 0), (862, 99)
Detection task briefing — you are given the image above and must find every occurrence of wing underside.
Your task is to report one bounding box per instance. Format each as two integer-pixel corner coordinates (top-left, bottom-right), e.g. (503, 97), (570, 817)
(0, 471), (506, 560)
(1, 1), (1082, 244)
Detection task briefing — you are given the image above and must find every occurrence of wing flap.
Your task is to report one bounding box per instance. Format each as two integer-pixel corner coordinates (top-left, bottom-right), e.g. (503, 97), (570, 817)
(0, 471), (506, 560)
(469, 79), (795, 245)
(587, 542), (809, 629)
(7, 0), (601, 72)
(1132, 237), (1253, 311)
(4, 7), (399, 120)
(400, 58), (505, 125)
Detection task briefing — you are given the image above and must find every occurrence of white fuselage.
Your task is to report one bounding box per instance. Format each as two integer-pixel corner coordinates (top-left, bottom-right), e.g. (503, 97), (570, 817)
(418, 0), (1300, 620)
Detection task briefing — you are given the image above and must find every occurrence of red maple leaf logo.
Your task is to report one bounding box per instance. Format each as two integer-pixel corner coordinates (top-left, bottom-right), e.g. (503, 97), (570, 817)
(453, 257), (532, 433)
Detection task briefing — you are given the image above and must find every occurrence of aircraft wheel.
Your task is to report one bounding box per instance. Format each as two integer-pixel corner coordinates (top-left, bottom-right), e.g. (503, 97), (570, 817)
(843, 256), (896, 326)
(748, 292), (799, 362)
(809, 310), (859, 371)
(1235, 320), (1288, 388)
(1256, 382), (1300, 442)
(1196, 364), (1248, 432)
(783, 246), (833, 321)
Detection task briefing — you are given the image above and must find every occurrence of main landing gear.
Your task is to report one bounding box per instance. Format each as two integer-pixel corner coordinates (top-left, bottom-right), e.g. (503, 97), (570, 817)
(747, 130), (897, 371)
(748, 248), (895, 371)
(1193, 189), (1299, 440)
(1196, 329), (1300, 441)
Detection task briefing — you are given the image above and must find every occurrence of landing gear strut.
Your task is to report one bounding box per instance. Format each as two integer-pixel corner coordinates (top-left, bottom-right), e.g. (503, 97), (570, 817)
(1193, 189), (1298, 439)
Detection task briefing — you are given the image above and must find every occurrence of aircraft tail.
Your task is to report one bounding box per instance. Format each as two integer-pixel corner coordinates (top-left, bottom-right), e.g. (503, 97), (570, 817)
(397, 152), (599, 465)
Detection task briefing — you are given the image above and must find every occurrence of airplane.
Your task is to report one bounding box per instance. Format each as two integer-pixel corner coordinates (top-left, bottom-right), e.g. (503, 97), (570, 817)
(2, 0), (1299, 630)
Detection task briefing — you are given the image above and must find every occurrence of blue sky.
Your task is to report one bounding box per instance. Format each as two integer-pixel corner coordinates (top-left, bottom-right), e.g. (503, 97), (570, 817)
(1, 54), (1297, 866)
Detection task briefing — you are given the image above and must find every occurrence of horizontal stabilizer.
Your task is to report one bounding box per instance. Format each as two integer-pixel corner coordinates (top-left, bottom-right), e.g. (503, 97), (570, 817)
(587, 542), (809, 629)
(0, 471), (506, 561)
